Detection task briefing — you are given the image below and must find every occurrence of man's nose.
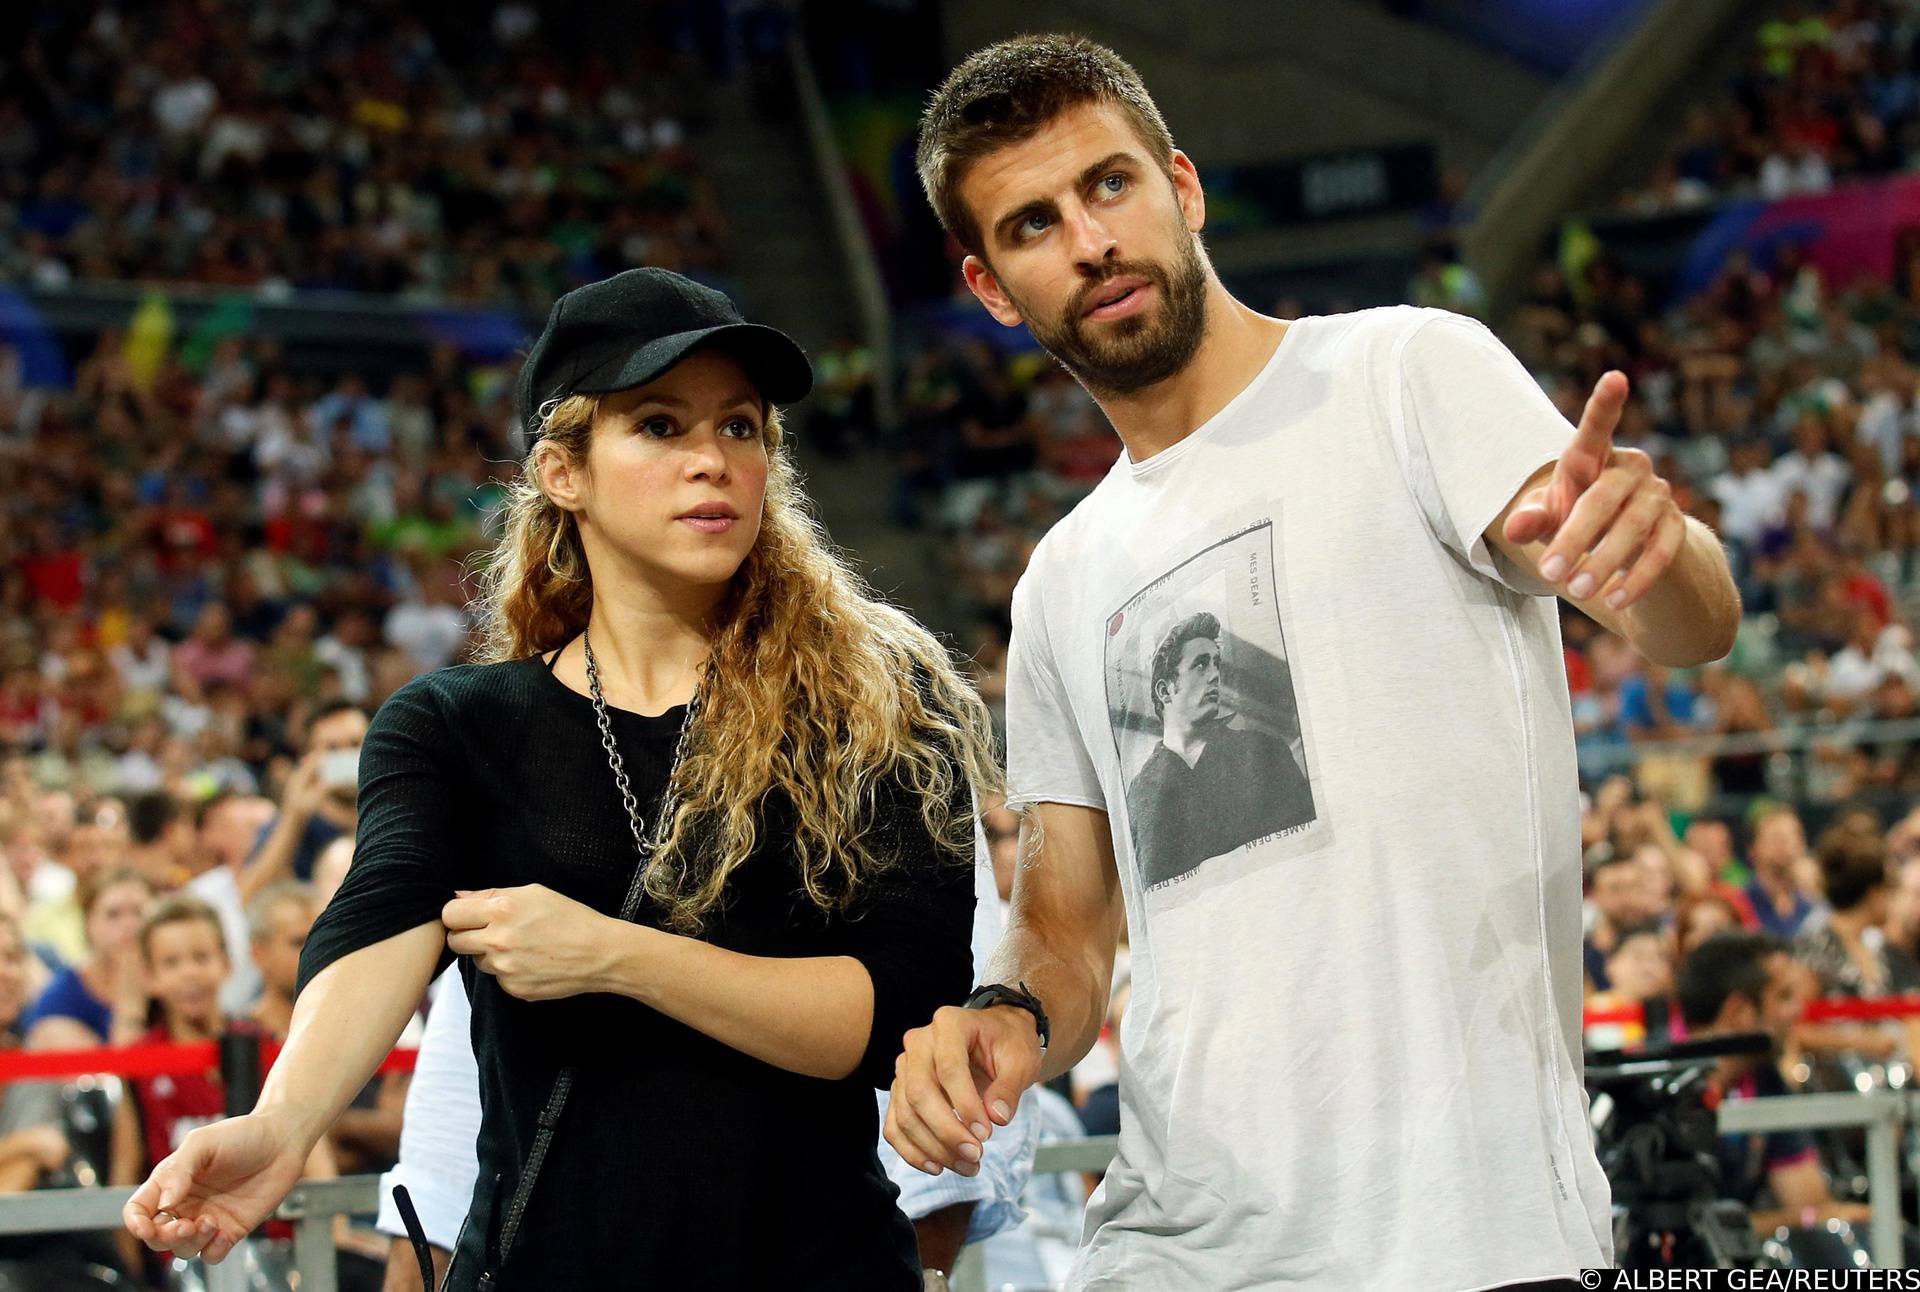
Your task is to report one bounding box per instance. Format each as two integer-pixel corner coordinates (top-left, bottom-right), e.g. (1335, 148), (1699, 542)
(1062, 206), (1117, 270)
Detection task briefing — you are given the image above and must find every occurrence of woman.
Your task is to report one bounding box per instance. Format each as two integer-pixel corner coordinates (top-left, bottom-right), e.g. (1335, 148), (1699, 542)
(22, 866), (152, 1049)
(0, 911), (73, 1191)
(123, 269), (999, 1290)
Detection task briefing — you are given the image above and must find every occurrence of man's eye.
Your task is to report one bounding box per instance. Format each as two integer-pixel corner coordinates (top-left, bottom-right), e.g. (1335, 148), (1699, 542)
(1021, 212), (1051, 237)
(1100, 174), (1126, 195)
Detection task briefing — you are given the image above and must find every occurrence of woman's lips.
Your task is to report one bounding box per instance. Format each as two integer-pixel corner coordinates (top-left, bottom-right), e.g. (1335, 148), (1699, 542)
(678, 516), (737, 534)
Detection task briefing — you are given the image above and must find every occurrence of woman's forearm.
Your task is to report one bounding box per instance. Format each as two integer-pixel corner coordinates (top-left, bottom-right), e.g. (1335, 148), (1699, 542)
(254, 923), (443, 1149)
(592, 924), (873, 1080)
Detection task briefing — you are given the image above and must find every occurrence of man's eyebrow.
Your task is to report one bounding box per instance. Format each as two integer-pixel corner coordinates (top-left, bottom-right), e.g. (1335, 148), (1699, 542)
(991, 151), (1143, 247)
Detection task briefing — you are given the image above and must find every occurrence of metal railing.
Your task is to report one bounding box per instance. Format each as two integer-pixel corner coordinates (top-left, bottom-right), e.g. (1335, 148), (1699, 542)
(0, 1175), (378, 1292)
(0, 1111), (1902, 1288)
(1717, 1092), (1905, 1269)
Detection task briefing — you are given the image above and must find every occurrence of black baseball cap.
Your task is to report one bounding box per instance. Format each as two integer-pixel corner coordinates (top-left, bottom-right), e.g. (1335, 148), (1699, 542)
(515, 268), (813, 442)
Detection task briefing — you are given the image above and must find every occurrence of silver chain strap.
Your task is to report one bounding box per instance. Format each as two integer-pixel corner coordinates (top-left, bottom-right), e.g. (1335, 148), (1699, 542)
(583, 626), (700, 917)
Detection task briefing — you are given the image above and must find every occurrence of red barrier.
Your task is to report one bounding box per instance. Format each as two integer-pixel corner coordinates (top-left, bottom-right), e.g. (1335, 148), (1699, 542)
(1581, 994), (1920, 1032)
(0, 1039), (418, 1084)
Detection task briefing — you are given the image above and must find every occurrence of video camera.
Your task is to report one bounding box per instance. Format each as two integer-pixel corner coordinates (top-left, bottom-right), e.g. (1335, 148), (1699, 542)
(1586, 1030), (1772, 1268)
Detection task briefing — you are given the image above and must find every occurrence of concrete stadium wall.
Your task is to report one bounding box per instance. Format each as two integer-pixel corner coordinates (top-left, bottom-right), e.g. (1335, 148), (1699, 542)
(940, 0), (1554, 182)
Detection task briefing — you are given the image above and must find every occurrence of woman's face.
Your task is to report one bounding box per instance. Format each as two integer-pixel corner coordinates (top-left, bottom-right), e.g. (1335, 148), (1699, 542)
(87, 880), (150, 959)
(554, 350), (771, 601)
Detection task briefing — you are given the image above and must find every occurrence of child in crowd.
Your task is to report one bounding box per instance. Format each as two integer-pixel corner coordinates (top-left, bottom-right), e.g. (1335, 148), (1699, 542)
(109, 896), (342, 1282)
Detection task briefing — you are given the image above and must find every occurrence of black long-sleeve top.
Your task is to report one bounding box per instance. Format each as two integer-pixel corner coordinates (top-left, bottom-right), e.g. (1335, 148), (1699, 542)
(295, 651), (976, 1290)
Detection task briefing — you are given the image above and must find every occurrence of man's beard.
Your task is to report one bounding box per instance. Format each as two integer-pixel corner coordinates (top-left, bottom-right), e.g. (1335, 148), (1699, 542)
(1020, 232), (1210, 399)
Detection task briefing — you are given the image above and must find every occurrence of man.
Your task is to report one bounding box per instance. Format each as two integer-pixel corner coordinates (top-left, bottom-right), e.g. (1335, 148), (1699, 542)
(187, 791), (276, 1012)
(1745, 805), (1815, 938)
(1677, 930), (1868, 1233)
(884, 34), (1740, 1291)
(245, 881), (316, 1042)
(1126, 611), (1312, 885)
(1584, 852), (1656, 992)
(243, 700), (366, 897)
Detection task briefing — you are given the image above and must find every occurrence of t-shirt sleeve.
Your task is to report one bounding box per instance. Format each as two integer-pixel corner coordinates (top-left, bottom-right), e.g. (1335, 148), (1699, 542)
(829, 750), (980, 1090)
(1390, 310), (1575, 596)
(296, 676), (463, 996)
(1003, 569), (1105, 812)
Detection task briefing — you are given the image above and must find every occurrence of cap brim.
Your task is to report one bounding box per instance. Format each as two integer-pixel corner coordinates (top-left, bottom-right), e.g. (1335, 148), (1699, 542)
(573, 323), (813, 406)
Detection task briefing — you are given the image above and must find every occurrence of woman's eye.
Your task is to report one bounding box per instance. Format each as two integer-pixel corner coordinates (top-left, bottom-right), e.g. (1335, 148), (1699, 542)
(639, 417), (677, 437)
(723, 418), (761, 439)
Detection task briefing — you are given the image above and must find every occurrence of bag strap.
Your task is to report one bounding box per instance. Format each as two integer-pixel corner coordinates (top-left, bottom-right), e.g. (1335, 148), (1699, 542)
(476, 823), (660, 1289)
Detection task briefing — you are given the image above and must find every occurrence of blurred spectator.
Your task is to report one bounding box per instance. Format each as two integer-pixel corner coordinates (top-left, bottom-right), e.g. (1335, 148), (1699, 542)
(108, 896), (348, 1280)
(1679, 929), (1869, 1235)
(20, 866), (151, 1049)
(1585, 853), (1657, 991)
(1744, 807), (1817, 937)
(243, 702), (366, 891)
(1793, 824), (1920, 1061)
(0, 913), (73, 1192)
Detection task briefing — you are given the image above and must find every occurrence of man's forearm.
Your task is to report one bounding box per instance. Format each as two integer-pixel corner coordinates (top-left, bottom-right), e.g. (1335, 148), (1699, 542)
(1621, 517), (1741, 667)
(982, 918), (1113, 1086)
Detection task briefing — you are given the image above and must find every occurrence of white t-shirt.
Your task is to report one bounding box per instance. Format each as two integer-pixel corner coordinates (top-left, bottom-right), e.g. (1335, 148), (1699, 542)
(183, 865), (260, 1015)
(1769, 450), (1851, 530)
(1004, 306), (1612, 1291)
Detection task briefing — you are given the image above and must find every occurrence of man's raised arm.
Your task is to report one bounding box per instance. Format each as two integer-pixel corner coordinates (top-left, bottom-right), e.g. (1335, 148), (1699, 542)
(1489, 370), (1741, 667)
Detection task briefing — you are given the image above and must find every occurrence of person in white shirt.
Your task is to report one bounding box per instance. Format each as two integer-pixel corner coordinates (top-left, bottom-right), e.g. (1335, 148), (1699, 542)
(884, 34), (1742, 1292)
(1770, 412), (1852, 530)
(1708, 436), (1790, 548)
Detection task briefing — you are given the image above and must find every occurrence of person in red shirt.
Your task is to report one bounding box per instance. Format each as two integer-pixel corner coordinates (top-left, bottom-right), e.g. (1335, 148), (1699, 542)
(110, 896), (336, 1280)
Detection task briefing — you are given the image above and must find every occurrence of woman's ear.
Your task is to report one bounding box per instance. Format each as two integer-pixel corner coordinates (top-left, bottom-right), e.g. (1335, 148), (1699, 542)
(535, 441), (587, 514)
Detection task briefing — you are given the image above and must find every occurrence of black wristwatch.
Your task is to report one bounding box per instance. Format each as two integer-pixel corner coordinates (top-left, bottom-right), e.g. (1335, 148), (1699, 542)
(963, 981), (1050, 1054)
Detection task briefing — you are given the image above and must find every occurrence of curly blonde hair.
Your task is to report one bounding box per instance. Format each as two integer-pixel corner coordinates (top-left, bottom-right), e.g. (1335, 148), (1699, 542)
(470, 392), (1002, 931)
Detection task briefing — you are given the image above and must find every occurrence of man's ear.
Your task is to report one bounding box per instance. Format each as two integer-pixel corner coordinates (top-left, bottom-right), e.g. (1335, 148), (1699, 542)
(1720, 994), (1757, 1033)
(1169, 150), (1206, 235)
(962, 255), (1025, 329)
(535, 441), (587, 514)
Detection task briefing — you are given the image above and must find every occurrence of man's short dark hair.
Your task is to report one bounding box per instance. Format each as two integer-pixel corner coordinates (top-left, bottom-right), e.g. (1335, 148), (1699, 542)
(917, 33), (1176, 258)
(1149, 612), (1220, 722)
(1677, 930), (1783, 1030)
(1586, 851), (1638, 886)
(305, 699), (366, 740)
(1817, 825), (1888, 913)
(1610, 919), (1665, 952)
(127, 790), (181, 846)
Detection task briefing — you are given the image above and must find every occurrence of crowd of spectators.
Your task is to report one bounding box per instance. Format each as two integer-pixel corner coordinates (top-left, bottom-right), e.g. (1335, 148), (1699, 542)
(3, 0), (1920, 1281)
(3, 0), (729, 314)
(1627, 0), (1920, 211)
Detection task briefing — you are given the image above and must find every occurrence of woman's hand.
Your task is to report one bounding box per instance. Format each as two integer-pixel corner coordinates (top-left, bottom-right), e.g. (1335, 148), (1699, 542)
(443, 885), (620, 1001)
(122, 1112), (311, 1264)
